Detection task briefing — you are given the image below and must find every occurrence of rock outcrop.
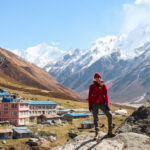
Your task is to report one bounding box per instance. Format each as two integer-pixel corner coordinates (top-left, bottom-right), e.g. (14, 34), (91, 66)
(51, 132), (150, 150)
(51, 99), (150, 150)
(115, 99), (150, 136)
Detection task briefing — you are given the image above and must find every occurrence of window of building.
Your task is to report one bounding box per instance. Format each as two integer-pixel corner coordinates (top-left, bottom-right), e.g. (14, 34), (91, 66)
(20, 119), (23, 123)
(11, 104), (14, 108)
(4, 104), (8, 107)
(11, 104), (18, 108)
(14, 112), (17, 116)
(38, 111), (41, 114)
(4, 108), (8, 110)
(20, 104), (23, 108)
(10, 112), (13, 116)
(25, 104), (28, 108)
(4, 111), (8, 114)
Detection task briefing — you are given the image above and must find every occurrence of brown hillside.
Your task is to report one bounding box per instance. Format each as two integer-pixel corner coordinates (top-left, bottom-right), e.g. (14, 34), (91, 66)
(0, 48), (81, 100)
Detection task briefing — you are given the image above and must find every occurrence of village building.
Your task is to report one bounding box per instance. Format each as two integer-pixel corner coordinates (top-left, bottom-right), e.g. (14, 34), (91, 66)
(24, 101), (57, 122)
(0, 129), (13, 140)
(0, 89), (8, 94)
(61, 113), (92, 124)
(61, 113), (73, 124)
(57, 109), (70, 115)
(12, 126), (33, 139)
(37, 113), (61, 124)
(62, 113), (91, 119)
(0, 89), (9, 101)
(0, 97), (30, 126)
(81, 121), (94, 129)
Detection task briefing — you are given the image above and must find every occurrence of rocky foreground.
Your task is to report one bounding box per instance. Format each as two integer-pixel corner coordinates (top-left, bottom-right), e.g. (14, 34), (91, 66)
(51, 100), (150, 150)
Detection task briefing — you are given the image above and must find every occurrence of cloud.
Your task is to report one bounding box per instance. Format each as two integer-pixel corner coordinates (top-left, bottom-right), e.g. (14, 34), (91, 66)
(135, 0), (150, 6)
(51, 41), (60, 46)
(114, 1), (150, 56)
(120, 0), (150, 35)
(12, 43), (65, 67)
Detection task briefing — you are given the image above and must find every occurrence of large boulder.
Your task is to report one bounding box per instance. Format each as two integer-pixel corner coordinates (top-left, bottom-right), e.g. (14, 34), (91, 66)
(115, 99), (150, 136)
(51, 132), (150, 150)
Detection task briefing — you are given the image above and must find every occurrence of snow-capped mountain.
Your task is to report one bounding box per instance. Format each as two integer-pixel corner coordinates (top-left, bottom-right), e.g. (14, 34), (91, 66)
(109, 42), (150, 103)
(44, 25), (150, 103)
(46, 41), (150, 104)
(9, 24), (150, 103)
(45, 25), (150, 74)
(11, 43), (65, 67)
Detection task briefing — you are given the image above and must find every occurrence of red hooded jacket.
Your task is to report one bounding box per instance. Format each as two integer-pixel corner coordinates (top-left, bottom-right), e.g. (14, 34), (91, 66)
(88, 81), (109, 107)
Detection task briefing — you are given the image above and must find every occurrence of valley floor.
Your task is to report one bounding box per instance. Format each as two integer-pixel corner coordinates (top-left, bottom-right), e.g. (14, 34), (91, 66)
(0, 91), (135, 150)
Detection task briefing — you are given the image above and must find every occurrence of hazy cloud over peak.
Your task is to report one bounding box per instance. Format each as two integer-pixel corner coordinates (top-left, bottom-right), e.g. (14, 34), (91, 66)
(12, 43), (65, 67)
(121, 1), (150, 34)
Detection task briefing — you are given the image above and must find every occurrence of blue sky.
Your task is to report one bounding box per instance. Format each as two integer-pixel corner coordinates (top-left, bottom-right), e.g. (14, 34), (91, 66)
(0, 0), (148, 51)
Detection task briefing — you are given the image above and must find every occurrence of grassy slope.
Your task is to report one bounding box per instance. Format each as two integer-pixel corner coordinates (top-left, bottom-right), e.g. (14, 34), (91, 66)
(0, 48), (81, 100)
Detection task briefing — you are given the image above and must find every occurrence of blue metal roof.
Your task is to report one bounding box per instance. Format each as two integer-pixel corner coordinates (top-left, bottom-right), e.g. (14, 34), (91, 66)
(0, 89), (7, 93)
(70, 113), (91, 117)
(61, 113), (91, 117)
(0, 93), (8, 96)
(24, 101), (56, 105)
(81, 121), (94, 125)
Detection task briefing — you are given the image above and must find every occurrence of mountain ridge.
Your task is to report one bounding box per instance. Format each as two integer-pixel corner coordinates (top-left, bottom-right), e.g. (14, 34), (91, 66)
(0, 48), (81, 100)
(46, 40), (150, 104)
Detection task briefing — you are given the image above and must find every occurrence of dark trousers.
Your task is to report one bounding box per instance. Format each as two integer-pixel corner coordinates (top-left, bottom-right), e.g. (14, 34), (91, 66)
(92, 103), (112, 132)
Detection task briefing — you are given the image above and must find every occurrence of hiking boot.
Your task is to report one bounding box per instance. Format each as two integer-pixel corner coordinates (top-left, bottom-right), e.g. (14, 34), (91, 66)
(108, 129), (112, 135)
(112, 123), (115, 129)
(93, 131), (99, 140)
(107, 129), (115, 137)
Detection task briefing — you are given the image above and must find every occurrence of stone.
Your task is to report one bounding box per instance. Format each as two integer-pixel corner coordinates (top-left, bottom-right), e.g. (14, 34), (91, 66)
(115, 99), (150, 136)
(51, 132), (150, 150)
(49, 136), (57, 142)
(38, 137), (47, 143)
(26, 141), (39, 147)
(29, 138), (39, 143)
(2, 140), (6, 144)
(68, 132), (78, 139)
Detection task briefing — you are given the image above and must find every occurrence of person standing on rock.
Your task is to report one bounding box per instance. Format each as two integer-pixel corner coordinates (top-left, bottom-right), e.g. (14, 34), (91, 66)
(88, 72), (113, 140)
